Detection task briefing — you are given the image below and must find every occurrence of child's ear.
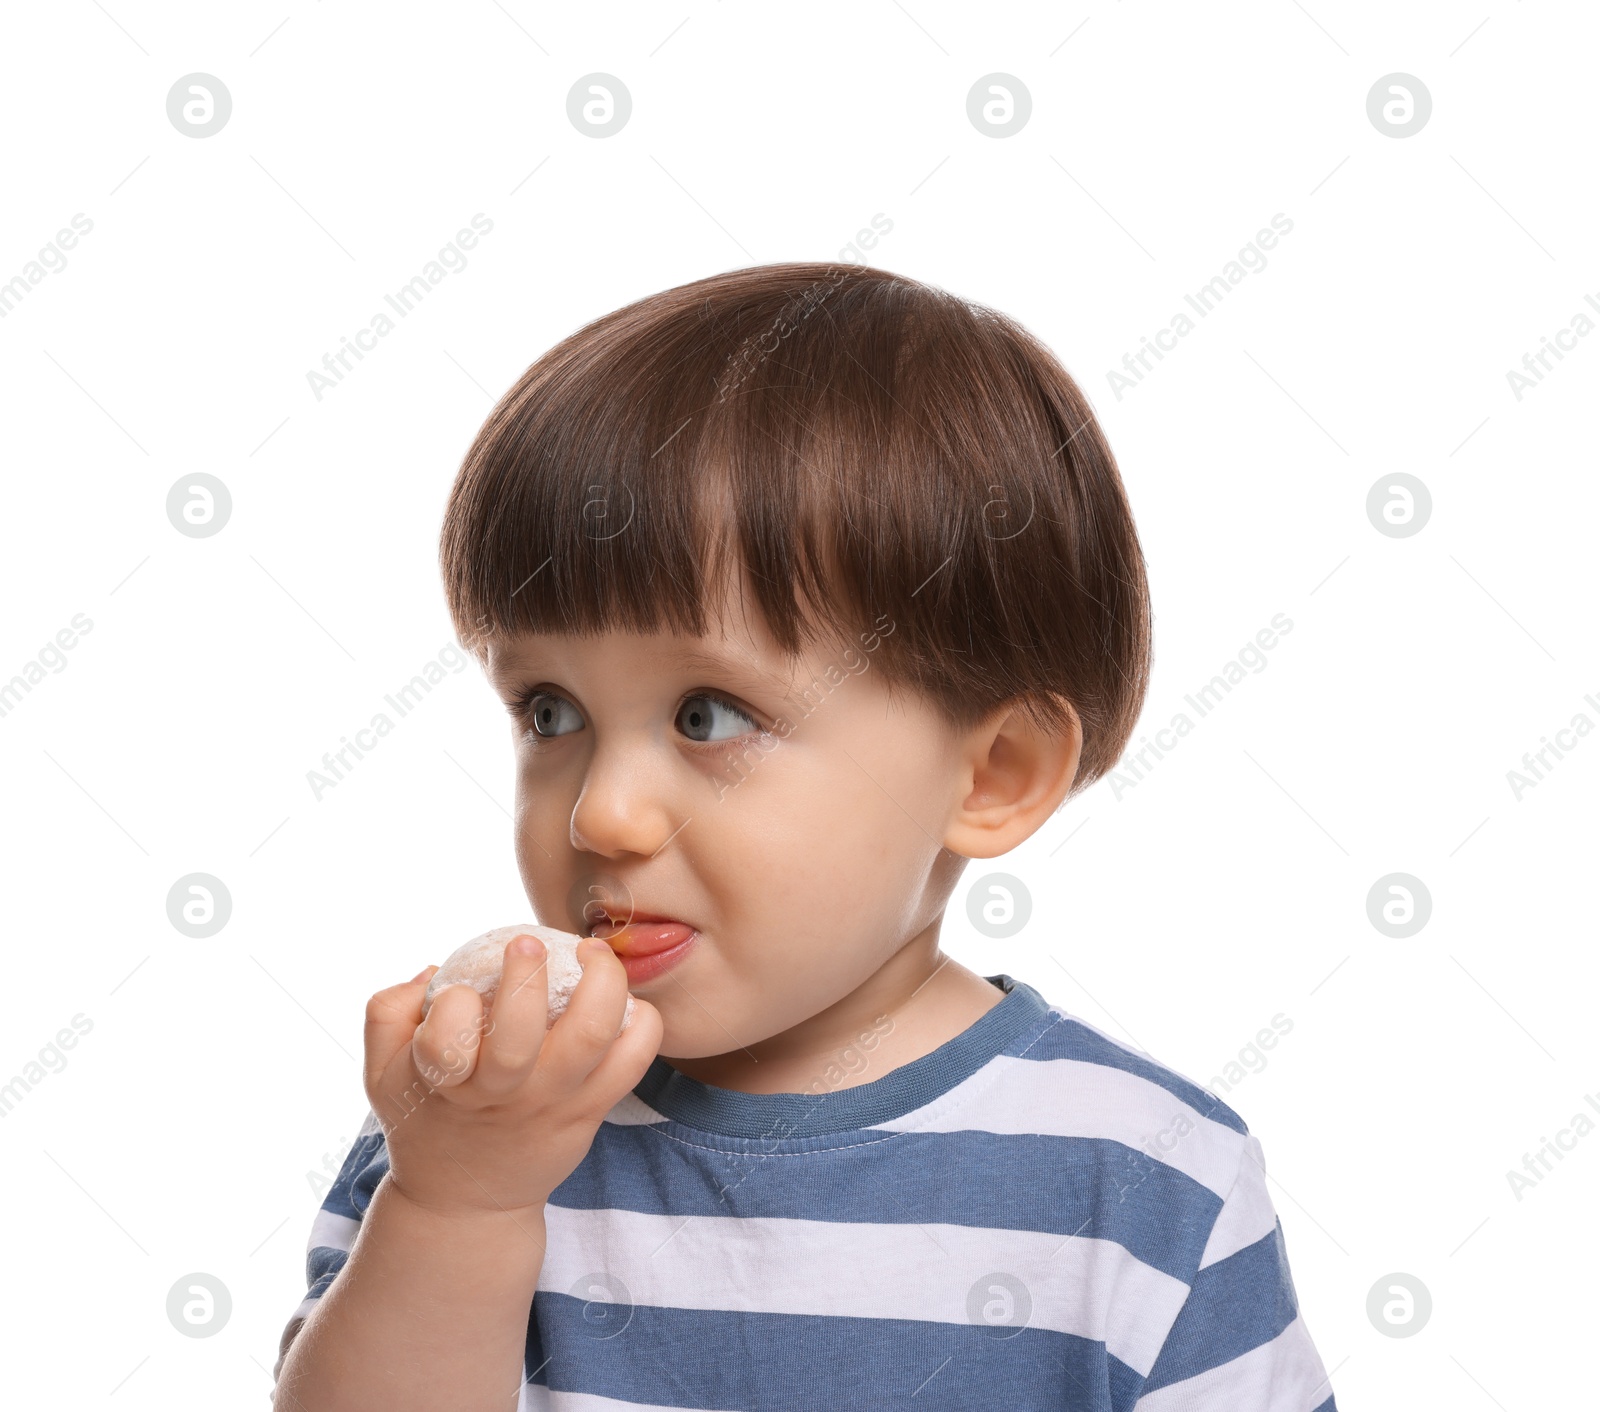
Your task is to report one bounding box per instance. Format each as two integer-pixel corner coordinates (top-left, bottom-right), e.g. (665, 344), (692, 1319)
(942, 696), (1082, 859)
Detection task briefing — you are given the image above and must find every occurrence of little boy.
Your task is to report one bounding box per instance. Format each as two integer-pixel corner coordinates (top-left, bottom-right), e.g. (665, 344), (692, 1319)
(273, 263), (1338, 1410)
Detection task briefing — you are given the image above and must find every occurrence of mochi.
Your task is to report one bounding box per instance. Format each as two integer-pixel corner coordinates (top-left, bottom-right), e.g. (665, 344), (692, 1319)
(420, 924), (635, 1030)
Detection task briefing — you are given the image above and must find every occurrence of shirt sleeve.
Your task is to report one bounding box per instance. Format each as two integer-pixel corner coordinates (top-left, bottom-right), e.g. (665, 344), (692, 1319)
(270, 1109), (391, 1389)
(1132, 1133), (1338, 1412)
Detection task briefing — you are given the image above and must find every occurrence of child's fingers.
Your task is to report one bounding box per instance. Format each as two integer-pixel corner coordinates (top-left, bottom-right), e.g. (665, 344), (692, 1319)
(362, 967), (436, 1093)
(410, 983), (488, 1089)
(579, 995), (664, 1107)
(475, 934), (552, 1096)
(539, 938), (634, 1091)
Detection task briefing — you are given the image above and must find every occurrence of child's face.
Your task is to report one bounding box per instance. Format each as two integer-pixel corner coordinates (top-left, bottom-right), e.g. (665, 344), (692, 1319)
(484, 578), (978, 1060)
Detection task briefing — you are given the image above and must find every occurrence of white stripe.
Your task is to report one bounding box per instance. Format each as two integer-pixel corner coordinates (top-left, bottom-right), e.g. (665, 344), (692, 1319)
(1037, 1005), (1249, 1139)
(874, 1055), (1245, 1198)
(305, 1207), (359, 1257)
(542, 1206), (1188, 1376)
(1132, 1315), (1333, 1411)
(1199, 1135), (1277, 1268)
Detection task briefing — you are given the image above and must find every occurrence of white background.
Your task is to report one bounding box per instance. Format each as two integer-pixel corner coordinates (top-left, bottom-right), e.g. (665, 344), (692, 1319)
(2, 1), (1595, 1406)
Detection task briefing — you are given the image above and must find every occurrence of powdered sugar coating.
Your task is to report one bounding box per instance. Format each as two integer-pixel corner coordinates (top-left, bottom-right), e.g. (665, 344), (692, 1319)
(420, 924), (635, 1030)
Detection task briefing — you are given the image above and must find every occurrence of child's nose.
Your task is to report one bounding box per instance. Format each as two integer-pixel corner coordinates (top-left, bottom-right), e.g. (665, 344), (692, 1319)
(567, 744), (686, 860)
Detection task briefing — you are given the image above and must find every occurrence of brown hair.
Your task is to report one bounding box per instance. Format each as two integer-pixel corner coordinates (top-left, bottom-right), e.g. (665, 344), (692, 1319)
(439, 261), (1150, 795)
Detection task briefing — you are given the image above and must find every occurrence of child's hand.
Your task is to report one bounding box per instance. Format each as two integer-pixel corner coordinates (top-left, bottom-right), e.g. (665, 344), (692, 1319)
(362, 933), (663, 1217)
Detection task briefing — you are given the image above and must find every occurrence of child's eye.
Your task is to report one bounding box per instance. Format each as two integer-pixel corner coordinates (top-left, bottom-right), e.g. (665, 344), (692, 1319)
(676, 692), (758, 743)
(524, 691), (585, 738)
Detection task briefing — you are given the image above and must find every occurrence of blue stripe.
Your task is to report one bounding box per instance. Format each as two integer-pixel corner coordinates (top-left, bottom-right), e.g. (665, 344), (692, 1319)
(1140, 1223), (1300, 1392)
(555, 1124), (1224, 1282)
(1018, 1013), (1249, 1135)
(303, 1131), (390, 1291)
(525, 1294), (1143, 1410)
(320, 1130), (388, 1221)
(631, 973), (1049, 1137)
(305, 1249), (347, 1297)
(1312, 1396), (1338, 1411)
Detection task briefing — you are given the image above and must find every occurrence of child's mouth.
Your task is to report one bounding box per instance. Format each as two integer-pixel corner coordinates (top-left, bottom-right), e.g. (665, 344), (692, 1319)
(589, 915), (700, 982)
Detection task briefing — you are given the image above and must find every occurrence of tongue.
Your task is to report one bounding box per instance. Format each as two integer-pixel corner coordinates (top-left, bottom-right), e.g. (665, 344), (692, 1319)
(596, 920), (695, 957)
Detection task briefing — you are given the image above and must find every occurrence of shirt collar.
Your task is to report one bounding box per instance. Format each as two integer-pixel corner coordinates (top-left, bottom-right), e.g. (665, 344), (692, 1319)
(631, 973), (1048, 1138)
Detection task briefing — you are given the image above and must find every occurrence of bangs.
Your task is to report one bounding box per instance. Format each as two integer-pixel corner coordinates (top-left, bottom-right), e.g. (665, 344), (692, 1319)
(440, 262), (1150, 788)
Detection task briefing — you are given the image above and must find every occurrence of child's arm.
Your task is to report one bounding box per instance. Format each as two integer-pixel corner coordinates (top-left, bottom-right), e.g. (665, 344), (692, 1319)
(274, 934), (662, 1412)
(274, 1177), (548, 1410)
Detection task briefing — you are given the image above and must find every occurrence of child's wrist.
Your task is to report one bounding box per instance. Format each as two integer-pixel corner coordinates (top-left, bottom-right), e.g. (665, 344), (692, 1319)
(379, 1171), (551, 1228)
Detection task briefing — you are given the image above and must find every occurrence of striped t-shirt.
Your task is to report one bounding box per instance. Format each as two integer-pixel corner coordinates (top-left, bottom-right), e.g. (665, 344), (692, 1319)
(275, 973), (1338, 1410)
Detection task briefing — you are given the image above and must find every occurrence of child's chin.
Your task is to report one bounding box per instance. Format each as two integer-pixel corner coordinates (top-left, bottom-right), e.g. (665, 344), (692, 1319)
(652, 1020), (738, 1064)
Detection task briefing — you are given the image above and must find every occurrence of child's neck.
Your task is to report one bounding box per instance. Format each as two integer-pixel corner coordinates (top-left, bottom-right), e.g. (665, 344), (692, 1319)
(660, 928), (1005, 1096)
